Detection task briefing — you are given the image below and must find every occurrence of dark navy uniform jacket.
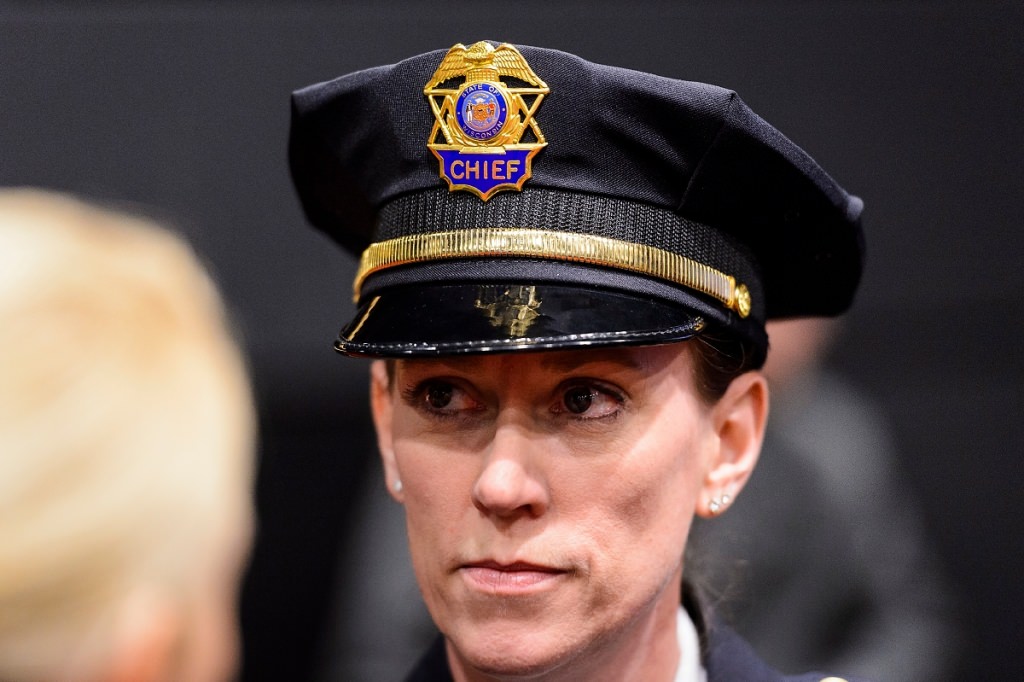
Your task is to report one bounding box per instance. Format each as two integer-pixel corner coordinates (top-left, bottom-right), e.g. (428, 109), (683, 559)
(404, 619), (870, 682)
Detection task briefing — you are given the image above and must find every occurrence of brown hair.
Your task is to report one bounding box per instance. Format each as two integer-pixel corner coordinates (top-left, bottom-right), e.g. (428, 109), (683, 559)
(689, 330), (763, 404)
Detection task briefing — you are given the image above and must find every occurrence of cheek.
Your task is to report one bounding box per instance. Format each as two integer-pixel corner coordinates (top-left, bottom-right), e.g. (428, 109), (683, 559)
(176, 524), (251, 682)
(394, 430), (476, 525)
(189, 599), (239, 682)
(573, 414), (709, 585)
(391, 432), (477, 606)
(173, 573), (241, 682)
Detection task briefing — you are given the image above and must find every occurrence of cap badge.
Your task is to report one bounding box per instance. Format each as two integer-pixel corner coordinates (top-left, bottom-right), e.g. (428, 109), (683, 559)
(424, 42), (549, 201)
(475, 285), (543, 337)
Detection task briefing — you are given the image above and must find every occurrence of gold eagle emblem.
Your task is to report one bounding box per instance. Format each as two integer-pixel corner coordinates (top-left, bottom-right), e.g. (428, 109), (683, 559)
(425, 41), (548, 91)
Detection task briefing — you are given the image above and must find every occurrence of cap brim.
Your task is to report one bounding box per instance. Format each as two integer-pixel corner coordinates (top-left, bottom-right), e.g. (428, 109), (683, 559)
(336, 282), (707, 357)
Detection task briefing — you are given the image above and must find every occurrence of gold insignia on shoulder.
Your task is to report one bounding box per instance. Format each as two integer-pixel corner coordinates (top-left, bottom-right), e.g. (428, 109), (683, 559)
(424, 41), (549, 201)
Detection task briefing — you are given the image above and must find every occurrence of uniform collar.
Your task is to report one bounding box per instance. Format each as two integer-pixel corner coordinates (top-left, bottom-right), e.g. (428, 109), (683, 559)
(675, 605), (709, 682)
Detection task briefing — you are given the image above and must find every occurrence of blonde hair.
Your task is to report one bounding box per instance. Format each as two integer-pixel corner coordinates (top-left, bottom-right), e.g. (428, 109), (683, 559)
(0, 189), (256, 680)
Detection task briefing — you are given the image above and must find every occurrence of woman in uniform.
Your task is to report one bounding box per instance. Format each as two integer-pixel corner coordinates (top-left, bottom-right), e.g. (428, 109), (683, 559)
(290, 40), (869, 682)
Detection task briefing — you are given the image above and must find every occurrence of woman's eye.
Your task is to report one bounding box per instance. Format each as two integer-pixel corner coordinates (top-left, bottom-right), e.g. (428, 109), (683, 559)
(563, 386), (595, 414)
(557, 384), (623, 419)
(404, 380), (481, 417)
(425, 383), (453, 409)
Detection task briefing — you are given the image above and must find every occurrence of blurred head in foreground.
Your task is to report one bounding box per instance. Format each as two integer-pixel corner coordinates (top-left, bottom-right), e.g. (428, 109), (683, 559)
(0, 189), (256, 682)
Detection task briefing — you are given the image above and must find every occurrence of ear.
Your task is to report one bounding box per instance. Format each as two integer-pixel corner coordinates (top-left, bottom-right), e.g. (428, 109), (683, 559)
(369, 360), (404, 503)
(101, 587), (181, 682)
(696, 370), (769, 518)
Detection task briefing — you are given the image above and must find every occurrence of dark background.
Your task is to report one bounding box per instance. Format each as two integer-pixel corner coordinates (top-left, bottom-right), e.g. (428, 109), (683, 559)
(2, 1), (1020, 679)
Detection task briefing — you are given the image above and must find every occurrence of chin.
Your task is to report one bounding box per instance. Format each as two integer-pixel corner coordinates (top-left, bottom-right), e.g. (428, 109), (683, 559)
(455, 644), (579, 679)
(447, 618), (588, 678)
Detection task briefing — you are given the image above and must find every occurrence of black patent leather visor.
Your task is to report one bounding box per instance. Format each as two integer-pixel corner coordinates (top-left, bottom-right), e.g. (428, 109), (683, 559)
(335, 282), (707, 357)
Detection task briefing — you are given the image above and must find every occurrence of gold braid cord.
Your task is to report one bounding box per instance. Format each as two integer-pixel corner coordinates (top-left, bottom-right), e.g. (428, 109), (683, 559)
(353, 228), (751, 318)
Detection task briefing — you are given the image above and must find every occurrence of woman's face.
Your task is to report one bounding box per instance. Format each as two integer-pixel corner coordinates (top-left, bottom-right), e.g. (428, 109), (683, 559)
(371, 344), (764, 678)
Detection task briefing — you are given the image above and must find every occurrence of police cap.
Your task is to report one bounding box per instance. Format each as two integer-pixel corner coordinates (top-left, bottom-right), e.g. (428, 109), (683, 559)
(289, 41), (864, 365)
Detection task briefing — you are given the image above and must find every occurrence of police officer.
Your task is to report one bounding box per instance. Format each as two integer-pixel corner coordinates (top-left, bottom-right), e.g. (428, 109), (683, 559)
(290, 40), (868, 682)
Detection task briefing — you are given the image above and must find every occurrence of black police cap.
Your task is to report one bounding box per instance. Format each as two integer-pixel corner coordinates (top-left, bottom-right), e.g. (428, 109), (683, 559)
(289, 41), (864, 364)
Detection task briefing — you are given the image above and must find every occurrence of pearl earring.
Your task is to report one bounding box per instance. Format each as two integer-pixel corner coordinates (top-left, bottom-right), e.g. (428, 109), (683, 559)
(708, 493), (731, 515)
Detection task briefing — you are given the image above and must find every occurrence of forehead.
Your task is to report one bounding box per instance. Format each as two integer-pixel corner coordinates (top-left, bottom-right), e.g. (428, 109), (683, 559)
(393, 343), (693, 380)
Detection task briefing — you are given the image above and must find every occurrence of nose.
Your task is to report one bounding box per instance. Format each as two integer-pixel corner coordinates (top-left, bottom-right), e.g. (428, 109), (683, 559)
(472, 423), (550, 520)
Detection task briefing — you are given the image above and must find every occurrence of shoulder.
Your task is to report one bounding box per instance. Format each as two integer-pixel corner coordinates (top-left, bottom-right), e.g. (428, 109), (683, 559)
(705, 621), (873, 682)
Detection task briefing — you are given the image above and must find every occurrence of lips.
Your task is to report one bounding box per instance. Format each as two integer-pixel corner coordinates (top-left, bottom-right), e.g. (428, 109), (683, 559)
(460, 560), (568, 594)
